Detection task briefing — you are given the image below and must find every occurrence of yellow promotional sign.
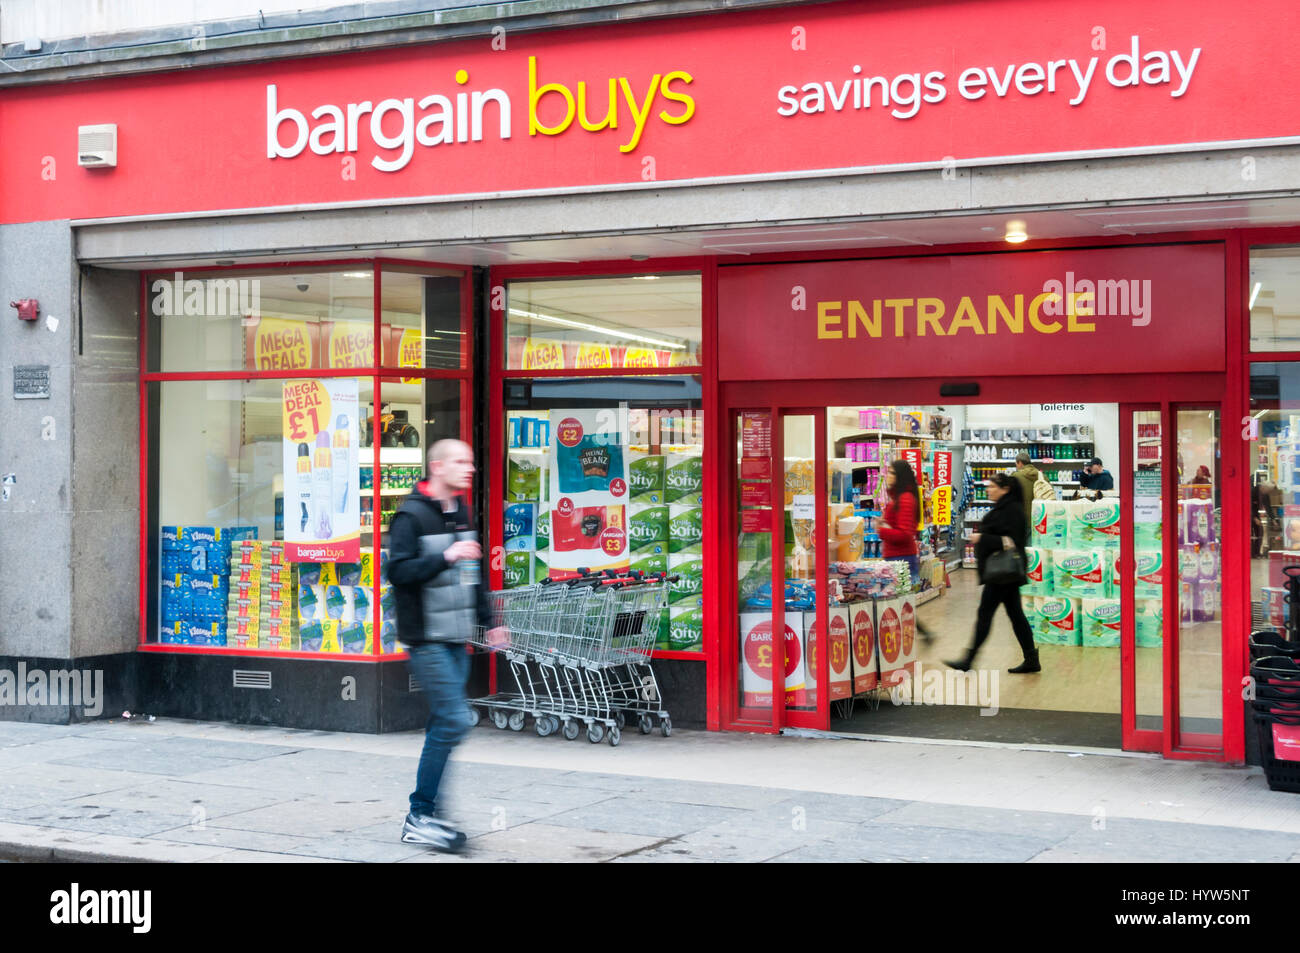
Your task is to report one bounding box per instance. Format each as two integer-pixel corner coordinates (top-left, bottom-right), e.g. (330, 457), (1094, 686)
(622, 347), (660, 368)
(252, 316), (312, 371)
(327, 321), (374, 369)
(574, 343), (613, 369)
(521, 337), (565, 370)
(932, 485), (953, 526)
(668, 347), (697, 366)
(282, 380), (333, 445)
(398, 327), (423, 383)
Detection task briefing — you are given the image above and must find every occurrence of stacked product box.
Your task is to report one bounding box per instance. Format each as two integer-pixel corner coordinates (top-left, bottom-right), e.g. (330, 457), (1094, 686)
(297, 552), (395, 654)
(1025, 498), (1138, 647)
(503, 412), (548, 589)
(160, 526), (257, 646)
(628, 444), (672, 648)
(225, 539), (297, 651)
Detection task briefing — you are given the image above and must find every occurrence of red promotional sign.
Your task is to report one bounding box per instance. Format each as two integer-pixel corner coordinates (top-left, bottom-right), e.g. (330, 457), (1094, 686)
(934, 452), (953, 489)
(741, 509), (771, 533)
(740, 482), (772, 507)
(5, 0), (1300, 223)
(718, 245), (1225, 380)
(901, 448), (923, 475)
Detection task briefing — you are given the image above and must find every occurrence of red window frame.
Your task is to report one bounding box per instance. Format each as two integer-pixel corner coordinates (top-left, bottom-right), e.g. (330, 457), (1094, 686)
(138, 257), (473, 662)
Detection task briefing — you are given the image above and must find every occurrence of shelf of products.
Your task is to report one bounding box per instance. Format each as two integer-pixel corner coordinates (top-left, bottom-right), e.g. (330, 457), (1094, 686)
(505, 407), (706, 654)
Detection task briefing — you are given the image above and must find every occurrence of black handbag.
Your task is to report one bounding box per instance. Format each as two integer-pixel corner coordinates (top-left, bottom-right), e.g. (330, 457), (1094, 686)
(982, 536), (1027, 586)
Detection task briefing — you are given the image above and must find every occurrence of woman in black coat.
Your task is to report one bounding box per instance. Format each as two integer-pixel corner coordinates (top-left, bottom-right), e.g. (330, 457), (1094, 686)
(946, 472), (1040, 674)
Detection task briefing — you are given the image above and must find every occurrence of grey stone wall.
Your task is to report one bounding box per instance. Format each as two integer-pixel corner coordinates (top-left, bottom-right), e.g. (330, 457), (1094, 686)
(71, 266), (140, 658)
(0, 220), (75, 658)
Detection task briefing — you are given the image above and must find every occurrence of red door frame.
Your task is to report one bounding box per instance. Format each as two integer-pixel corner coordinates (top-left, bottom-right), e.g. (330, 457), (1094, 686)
(137, 257), (474, 662)
(717, 375), (1232, 753)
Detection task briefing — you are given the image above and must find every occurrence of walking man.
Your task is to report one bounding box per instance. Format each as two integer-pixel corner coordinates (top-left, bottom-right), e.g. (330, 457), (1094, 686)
(386, 439), (506, 852)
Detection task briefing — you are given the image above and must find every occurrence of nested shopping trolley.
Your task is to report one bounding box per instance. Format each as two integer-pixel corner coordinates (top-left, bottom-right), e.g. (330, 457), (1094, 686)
(467, 572), (674, 746)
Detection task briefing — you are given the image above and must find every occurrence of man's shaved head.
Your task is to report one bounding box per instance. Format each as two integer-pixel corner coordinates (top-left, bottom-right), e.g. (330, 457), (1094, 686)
(428, 439), (472, 468)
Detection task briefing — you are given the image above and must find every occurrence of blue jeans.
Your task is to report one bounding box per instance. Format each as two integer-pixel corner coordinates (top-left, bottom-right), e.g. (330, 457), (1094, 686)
(405, 642), (471, 817)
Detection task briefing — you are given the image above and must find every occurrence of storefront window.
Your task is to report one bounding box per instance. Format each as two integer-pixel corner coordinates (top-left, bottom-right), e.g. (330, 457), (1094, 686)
(1249, 247), (1300, 352)
(145, 263), (472, 658)
(150, 267), (376, 373)
(1249, 363), (1300, 642)
(149, 377), (392, 654)
(506, 274), (702, 370)
(381, 266), (466, 371)
(501, 375), (704, 654)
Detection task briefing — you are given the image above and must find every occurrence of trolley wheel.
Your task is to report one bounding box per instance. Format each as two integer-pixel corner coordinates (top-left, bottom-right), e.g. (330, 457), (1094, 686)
(535, 715), (555, 737)
(467, 705), (481, 728)
(608, 724), (621, 747)
(660, 715), (672, 737)
(508, 711), (526, 732)
(562, 719), (581, 741)
(587, 723), (606, 744)
(491, 709), (509, 730)
(614, 711), (626, 730)
(638, 714), (653, 735)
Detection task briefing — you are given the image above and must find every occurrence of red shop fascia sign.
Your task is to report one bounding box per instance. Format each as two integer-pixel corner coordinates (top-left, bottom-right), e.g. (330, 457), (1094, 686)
(4, 0), (1300, 224)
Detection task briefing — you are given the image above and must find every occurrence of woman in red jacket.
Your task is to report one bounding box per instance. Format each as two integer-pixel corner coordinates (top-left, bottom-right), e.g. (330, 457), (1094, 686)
(878, 460), (932, 641)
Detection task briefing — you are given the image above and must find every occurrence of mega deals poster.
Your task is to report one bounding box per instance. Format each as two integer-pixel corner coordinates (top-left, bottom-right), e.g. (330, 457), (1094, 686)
(547, 409), (630, 576)
(282, 379), (361, 562)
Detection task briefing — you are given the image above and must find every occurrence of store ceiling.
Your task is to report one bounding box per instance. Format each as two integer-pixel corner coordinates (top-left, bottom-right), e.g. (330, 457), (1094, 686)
(112, 197), (1300, 272)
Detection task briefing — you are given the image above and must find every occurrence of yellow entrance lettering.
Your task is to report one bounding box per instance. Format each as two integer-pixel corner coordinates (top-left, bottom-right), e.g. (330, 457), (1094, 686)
(885, 299), (913, 337)
(848, 300), (881, 338)
(817, 301), (843, 339)
(916, 298), (946, 336)
(1068, 292), (1096, 332)
(946, 296), (985, 335)
(987, 295), (1024, 334)
(1028, 292), (1063, 333)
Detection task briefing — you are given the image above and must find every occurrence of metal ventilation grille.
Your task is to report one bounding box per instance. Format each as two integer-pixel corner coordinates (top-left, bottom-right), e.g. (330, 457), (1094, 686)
(408, 674), (419, 693)
(233, 669), (272, 689)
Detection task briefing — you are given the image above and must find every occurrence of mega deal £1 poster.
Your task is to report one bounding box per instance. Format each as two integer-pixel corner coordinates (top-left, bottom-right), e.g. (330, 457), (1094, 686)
(282, 379), (361, 562)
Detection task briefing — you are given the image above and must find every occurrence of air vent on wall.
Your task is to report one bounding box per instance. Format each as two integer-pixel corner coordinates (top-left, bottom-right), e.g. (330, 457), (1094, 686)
(233, 669), (272, 690)
(78, 124), (117, 168)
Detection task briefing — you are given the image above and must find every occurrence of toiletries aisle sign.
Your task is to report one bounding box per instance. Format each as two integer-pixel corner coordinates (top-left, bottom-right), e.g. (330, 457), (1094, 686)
(7, 0), (1300, 223)
(548, 408), (630, 575)
(718, 244), (1225, 381)
(282, 379), (361, 562)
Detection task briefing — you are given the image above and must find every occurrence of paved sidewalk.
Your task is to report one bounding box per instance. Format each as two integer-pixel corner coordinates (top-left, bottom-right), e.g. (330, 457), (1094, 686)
(0, 717), (1297, 862)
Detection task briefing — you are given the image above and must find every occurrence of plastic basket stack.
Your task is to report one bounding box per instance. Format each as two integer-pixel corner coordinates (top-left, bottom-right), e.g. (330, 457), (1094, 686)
(1249, 565), (1300, 792)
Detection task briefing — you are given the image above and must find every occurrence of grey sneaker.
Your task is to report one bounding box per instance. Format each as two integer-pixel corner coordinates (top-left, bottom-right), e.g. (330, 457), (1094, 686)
(401, 812), (468, 853)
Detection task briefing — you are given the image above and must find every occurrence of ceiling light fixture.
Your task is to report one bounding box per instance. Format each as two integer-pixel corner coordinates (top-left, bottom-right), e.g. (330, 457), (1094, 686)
(508, 307), (686, 350)
(1250, 282), (1262, 309)
(1003, 220), (1029, 244)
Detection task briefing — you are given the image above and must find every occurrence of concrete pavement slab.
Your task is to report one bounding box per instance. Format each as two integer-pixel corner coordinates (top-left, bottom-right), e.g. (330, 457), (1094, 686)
(541, 797), (751, 839)
(467, 822), (661, 861)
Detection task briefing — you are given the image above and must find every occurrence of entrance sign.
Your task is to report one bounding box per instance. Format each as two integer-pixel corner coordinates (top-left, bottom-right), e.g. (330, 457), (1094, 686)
(718, 245), (1225, 381)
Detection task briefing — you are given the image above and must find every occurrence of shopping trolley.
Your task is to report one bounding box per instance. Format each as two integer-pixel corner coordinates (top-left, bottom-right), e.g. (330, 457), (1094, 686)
(467, 571), (675, 746)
